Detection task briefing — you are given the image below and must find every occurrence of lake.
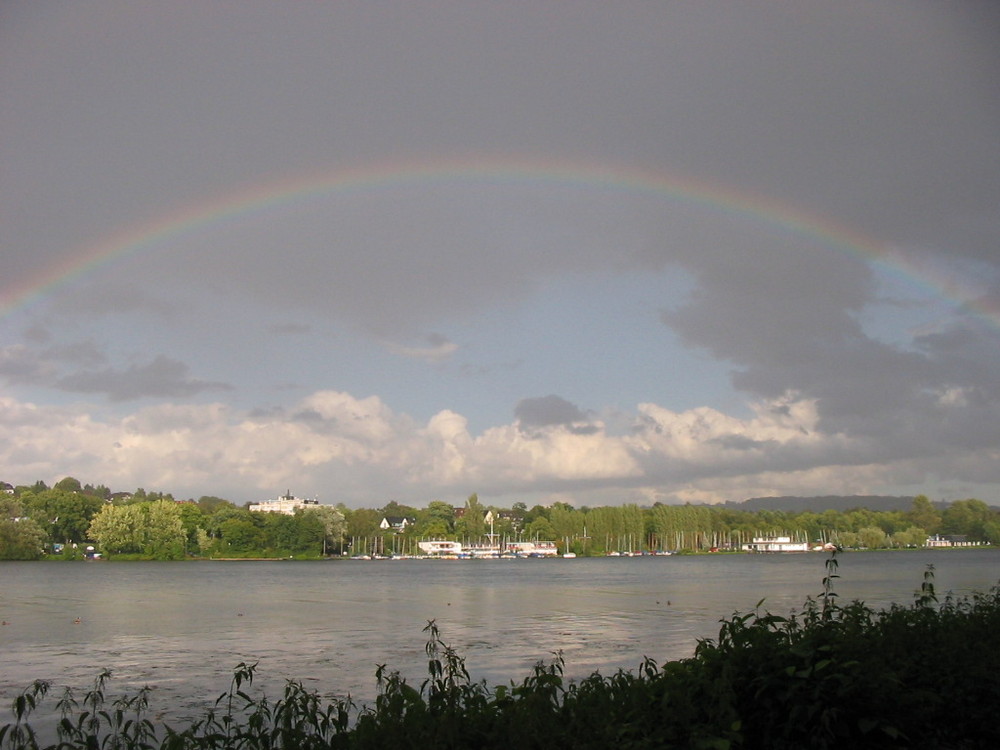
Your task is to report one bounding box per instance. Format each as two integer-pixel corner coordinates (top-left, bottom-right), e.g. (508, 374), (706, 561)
(2, 550), (998, 725)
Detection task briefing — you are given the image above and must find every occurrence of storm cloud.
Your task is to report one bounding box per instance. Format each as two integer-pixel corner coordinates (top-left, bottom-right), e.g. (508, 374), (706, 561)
(1, 1), (998, 506)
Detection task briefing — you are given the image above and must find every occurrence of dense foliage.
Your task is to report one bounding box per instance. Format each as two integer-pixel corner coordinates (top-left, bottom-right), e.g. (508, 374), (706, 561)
(3, 559), (999, 748)
(0, 480), (345, 560)
(2, 477), (999, 560)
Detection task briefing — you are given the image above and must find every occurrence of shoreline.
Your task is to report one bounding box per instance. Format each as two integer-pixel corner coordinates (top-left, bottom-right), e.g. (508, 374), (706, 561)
(16, 544), (994, 563)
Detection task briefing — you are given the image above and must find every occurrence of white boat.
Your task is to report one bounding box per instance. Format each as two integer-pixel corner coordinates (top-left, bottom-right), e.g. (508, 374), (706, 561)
(417, 540), (463, 556)
(505, 541), (559, 557)
(465, 545), (501, 558)
(415, 539), (560, 559)
(743, 536), (810, 553)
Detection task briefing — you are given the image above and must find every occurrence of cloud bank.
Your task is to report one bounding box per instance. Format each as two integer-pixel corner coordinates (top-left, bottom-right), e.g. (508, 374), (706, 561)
(2, 378), (996, 507)
(1, 1), (999, 506)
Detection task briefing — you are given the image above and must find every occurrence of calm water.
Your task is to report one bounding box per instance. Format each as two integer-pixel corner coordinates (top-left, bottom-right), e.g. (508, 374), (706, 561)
(2, 550), (998, 724)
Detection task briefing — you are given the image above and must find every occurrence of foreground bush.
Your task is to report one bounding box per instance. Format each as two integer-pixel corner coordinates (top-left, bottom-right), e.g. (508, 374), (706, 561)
(4, 560), (999, 749)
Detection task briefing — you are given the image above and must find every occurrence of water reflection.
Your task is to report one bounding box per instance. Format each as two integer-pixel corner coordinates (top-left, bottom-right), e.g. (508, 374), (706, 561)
(1, 550), (997, 725)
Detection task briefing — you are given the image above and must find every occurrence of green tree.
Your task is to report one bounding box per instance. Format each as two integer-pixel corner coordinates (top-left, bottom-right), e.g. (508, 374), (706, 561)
(205, 505), (254, 540)
(892, 526), (927, 548)
(263, 513), (297, 551)
(456, 494), (486, 540)
(420, 500), (456, 535)
(525, 516), (557, 541)
(143, 500), (186, 559)
(260, 511), (325, 555)
(177, 503), (206, 554)
(53, 476), (83, 493)
(380, 500), (418, 519)
(941, 499), (994, 541)
(420, 520), (452, 539)
(820, 508), (851, 533)
(197, 495), (234, 515)
(0, 498), (46, 559)
(834, 530), (860, 548)
(292, 510), (326, 554)
(82, 483), (111, 500)
(876, 510), (908, 535)
(793, 512), (824, 543)
(0, 518), (47, 559)
(219, 518), (265, 552)
(86, 500), (186, 559)
(908, 495), (942, 535)
(0, 496), (23, 519)
(196, 528), (212, 553)
(87, 503), (146, 554)
(857, 526), (889, 549)
(491, 515), (518, 542)
(983, 520), (1000, 546)
(22, 489), (103, 544)
(620, 504), (646, 551)
(549, 504), (584, 542)
(523, 505), (549, 526)
(344, 507), (382, 539)
(306, 505), (346, 555)
(585, 506), (617, 553)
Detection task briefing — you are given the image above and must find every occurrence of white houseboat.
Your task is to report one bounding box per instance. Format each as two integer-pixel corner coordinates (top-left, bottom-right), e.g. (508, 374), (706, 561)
(743, 536), (810, 553)
(417, 540), (464, 557)
(505, 541), (559, 557)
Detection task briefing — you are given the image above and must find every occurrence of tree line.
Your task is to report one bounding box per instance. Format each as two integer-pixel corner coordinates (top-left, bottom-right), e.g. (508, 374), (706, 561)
(1, 477), (998, 561)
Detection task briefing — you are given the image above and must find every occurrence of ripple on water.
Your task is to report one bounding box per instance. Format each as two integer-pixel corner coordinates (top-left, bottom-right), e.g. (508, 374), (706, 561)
(2, 552), (997, 723)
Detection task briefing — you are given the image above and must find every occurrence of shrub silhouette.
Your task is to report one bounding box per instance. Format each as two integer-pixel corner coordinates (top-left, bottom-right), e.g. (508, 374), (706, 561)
(4, 558), (999, 749)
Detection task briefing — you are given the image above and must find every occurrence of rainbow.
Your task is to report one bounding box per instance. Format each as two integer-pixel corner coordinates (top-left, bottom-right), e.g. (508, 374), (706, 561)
(3, 156), (997, 329)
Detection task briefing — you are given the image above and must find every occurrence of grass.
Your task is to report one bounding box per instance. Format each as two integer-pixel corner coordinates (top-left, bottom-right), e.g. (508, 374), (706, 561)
(4, 555), (999, 749)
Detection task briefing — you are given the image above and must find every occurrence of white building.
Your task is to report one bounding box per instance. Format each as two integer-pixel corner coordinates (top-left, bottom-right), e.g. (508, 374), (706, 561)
(248, 490), (318, 515)
(417, 540), (463, 556)
(505, 541), (559, 557)
(926, 534), (980, 548)
(380, 516), (416, 532)
(743, 536), (810, 553)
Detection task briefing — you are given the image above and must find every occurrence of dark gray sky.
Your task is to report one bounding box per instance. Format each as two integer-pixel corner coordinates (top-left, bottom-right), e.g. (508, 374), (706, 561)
(1, 1), (999, 507)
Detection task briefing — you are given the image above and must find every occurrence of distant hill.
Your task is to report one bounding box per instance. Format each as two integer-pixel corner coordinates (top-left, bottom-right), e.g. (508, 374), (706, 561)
(725, 496), (922, 513)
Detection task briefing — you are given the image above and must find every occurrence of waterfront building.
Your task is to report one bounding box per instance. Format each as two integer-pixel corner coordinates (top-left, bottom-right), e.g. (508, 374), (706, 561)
(248, 490), (318, 515)
(743, 535), (810, 553)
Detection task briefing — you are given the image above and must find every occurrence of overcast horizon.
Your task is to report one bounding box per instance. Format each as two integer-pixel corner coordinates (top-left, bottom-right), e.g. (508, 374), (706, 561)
(2, 1), (999, 508)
